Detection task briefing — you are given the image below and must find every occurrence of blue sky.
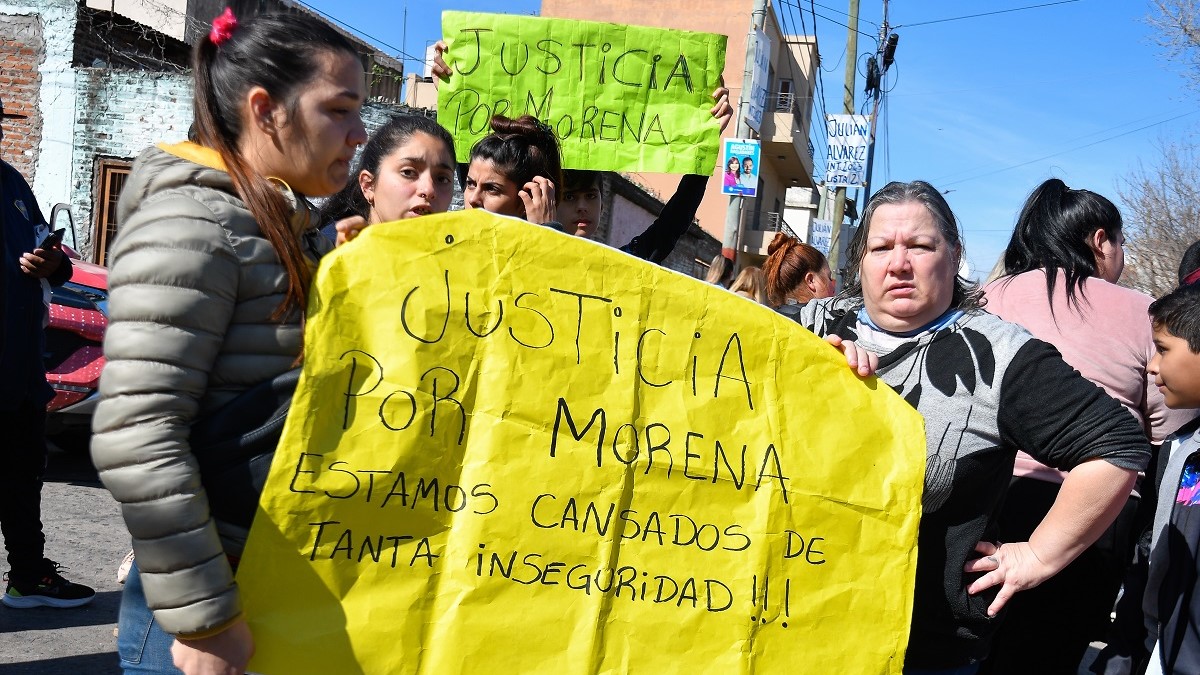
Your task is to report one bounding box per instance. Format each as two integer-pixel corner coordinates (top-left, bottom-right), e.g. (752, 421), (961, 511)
(304, 0), (1194, 278)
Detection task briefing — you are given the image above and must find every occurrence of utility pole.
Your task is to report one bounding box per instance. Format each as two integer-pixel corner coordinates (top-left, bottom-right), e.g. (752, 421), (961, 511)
(826, 0), (859, 280)
(721, 0), (768, 265)
(860, 1), (893, 212)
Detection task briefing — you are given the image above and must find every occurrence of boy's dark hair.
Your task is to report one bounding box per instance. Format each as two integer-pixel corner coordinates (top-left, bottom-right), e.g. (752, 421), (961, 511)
(562, 169), (601, 194)
(1179, 239), (1200, 284)
(1149, 283), (1200, 352)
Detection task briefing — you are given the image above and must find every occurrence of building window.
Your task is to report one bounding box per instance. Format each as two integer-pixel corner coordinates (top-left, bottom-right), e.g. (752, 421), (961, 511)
(777, 79), (795, 112)
(94, 158), (131, 265)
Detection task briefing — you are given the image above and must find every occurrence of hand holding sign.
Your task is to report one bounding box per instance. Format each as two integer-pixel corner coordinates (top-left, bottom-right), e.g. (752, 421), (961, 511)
(711, 86), (733, 133)
(237, 209), (926, 674)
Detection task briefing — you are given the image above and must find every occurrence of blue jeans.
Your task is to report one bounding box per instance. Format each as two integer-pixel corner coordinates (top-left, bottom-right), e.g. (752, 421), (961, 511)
(117, 562), (182, 674)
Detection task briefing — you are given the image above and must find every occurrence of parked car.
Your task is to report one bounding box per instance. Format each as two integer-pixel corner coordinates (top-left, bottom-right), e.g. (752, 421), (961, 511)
(44, 256), (107, 434)
(42, 204), (108, 436)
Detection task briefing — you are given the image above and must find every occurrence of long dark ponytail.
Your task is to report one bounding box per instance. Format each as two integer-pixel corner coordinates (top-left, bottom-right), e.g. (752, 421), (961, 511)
(1001, 178), (1122, 312)
(192, 11), (358, 317)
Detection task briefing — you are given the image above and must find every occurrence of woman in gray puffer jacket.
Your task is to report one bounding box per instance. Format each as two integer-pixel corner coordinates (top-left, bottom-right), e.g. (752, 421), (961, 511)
(90, 10), (367, 675)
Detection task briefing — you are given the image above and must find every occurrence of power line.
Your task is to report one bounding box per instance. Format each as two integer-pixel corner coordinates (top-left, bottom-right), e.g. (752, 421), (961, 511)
(881, 92), (891, 181)
(811, 1), (878, 28)
(932, 108), (1193, 183)
(894, 0), (1082, 29)
(777, 0), (831, 177)
(290, 0), (426, 66)
(938, 110), (1200, 187)
(886, 66), (1144, 97)
(813, 11), (877, 40)
(803, 0), (833, 154)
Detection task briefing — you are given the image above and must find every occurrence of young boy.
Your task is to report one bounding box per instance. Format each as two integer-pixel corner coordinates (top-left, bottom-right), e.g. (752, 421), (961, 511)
(1143, 282), (1200, 674)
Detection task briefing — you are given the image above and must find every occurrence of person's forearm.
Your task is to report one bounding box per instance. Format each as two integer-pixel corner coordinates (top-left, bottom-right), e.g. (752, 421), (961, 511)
(1028, 458), (1135, 572)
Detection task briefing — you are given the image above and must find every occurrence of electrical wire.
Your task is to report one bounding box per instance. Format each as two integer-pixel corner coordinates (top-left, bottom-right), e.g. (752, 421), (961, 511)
(894, 0), (1082, 29)
(881, 60), (899, 94)
(803, 0), (835, 155)
(930, 107), (1195, 183)
(937, 110), (1200, 187)
(781, 0), (832, 171)
(882, 92), (891, 180)
(814, 12), (877, 41)
(811, 1), (878, 27)
(290, 0), (426, 66)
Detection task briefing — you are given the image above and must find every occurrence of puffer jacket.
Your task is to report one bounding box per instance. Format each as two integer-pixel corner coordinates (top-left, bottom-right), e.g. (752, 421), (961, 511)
(91, 141), (331, 638)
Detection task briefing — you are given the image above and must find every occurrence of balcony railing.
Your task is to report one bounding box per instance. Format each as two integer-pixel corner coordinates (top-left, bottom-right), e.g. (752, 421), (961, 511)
(762, 212), (801, 241)
(775, 91), (797, 113)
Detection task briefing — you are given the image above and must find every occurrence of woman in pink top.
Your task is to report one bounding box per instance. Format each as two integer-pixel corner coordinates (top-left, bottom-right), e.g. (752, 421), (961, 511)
(980, 179), (1195, 674)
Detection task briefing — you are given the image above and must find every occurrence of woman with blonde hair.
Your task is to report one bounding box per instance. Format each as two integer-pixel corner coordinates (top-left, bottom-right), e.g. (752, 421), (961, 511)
(729, 266), (768, 304)
(705, 254), (734, 288)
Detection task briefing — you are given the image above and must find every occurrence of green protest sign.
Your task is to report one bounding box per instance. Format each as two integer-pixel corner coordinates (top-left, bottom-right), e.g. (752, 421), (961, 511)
(438, 11), (727, 175)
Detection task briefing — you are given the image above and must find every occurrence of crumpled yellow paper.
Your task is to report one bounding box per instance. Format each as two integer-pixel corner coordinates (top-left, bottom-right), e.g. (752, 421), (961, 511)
(237, 209), (926, 674)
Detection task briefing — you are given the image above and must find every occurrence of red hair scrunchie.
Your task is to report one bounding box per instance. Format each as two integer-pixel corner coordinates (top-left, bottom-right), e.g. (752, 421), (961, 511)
(209, 7), (238, 46)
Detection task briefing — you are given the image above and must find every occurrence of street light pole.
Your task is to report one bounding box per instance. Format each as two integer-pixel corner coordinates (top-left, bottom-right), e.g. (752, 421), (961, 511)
(721, 0), (768, 265)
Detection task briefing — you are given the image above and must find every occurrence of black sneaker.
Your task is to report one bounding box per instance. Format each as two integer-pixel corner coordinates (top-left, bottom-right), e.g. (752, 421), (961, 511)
(3, 560), (96, 609)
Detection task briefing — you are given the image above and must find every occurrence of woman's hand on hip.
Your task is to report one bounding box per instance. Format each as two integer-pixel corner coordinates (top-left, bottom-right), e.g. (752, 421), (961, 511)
(964, 540), (1056, 617)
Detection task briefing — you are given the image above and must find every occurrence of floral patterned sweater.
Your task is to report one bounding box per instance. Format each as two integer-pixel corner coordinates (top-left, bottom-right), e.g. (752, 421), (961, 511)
(793, 298), (1151, 668)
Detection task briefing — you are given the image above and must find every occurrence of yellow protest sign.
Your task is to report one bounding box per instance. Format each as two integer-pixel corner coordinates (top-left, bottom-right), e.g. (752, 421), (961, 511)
(237, 210), (926, 674)
(437, 11), (726, 174)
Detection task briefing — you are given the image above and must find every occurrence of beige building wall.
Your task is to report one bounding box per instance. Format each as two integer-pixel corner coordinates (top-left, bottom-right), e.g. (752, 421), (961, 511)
(540, 0), (817, 263)
(404, 73), (439, 110)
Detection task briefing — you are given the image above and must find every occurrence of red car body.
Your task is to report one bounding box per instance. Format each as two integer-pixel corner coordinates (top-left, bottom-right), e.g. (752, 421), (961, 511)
(44, 251), (108, 433)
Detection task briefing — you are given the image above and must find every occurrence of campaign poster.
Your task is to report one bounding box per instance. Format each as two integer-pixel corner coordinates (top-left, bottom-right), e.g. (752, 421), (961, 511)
(825, 114), (870, 188)
(721, 138), (760, 198)
(745, 28), (771, 132)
